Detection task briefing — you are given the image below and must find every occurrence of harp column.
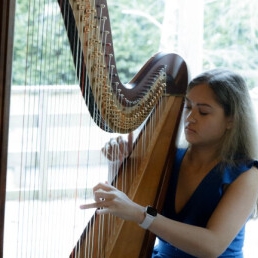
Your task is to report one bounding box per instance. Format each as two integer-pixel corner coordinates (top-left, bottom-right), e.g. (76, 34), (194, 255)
(0, 0), (16, 257)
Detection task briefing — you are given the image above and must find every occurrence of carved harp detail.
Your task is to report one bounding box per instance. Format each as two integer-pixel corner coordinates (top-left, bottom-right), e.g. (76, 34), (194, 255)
(58, 0), (187, 133)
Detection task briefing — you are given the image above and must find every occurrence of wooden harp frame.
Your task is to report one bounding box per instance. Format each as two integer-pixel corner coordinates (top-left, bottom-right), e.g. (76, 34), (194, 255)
(62, 1), (189, 257)
(0, 0), (189, 257)
(0, 1), (16, 257)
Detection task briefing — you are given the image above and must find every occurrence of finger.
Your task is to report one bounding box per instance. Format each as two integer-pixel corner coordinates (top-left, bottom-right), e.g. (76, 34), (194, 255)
(106, 142), (120, 161)
(110, 138), (118, 147)
(92, 184), (114, 202)
(101, 144), (113, 161)
(93, 182), (113, 192)
(96, 207), (110, 215)
(94, 189), (116, 202)
(80, 202), (99, 209)
(116, 136), (123, 144)
(101, 143), (109, 155)
(80, 199), (113, 210)
(112, 136), (128, 159)
(119, 140), (129, 158)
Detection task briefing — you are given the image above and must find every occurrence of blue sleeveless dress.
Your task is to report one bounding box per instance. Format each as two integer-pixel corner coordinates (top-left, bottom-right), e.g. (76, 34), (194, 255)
(152, 148), (258, 258)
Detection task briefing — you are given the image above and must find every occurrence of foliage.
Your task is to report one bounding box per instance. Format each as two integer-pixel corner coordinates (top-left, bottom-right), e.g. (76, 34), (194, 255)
(13, 0), (76, 85)
(12, 0), (258, 88)
(12, 0), (164, 85)
(108, 0), (164, 83)
(203, 0), (258, 88)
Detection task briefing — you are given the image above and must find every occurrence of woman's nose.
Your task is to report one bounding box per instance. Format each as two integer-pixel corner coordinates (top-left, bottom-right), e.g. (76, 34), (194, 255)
(186, 111), (197, 123)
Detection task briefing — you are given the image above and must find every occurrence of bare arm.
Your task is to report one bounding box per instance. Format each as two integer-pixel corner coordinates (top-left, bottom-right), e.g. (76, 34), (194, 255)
(81, 166), (258, 258)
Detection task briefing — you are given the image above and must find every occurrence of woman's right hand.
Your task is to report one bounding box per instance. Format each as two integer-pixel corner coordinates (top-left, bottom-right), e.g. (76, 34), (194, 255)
(80, 182), (145, 224)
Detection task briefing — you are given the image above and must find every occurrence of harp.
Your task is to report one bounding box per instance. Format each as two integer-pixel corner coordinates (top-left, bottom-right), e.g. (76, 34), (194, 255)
(0, 0), (188, 257)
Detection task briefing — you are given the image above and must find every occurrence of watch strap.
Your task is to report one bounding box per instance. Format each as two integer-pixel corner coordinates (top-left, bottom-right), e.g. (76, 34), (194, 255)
(139, 206), (157, 229)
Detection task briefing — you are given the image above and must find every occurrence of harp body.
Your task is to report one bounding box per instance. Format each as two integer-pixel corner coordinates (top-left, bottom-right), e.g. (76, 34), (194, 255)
(71, 95), (186, 258)
(61, 1), (188, 256)
(0, 0), (188, 257)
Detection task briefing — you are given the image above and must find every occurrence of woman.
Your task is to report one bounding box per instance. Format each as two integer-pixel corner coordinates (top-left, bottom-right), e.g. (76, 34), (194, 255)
(81, 69), (258, 257)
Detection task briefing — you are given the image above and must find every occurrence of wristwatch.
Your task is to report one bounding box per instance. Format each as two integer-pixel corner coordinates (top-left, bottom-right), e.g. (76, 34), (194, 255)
(139, 205), (157, 229)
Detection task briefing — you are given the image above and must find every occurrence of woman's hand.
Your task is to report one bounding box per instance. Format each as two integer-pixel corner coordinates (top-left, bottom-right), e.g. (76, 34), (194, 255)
(101, 133), (133, 162)
(80, 182), (145, 224)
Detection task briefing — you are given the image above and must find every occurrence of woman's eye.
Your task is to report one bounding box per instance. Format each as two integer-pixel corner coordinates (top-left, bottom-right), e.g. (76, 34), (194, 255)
(199, 111), (209, 115)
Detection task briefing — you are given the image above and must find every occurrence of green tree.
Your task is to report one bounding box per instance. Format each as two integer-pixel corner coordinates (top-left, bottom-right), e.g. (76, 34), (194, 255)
(12, 0), (164, 85)
(12, 0), (258, 88)
(203, 0), (258, 88)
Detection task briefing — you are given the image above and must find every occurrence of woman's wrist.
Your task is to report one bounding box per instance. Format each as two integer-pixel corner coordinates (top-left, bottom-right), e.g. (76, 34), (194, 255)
(134, 205), (146, 224)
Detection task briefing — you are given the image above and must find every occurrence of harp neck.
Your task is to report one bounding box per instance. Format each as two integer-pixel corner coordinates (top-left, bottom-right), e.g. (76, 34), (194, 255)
(59, 0), (188, 133)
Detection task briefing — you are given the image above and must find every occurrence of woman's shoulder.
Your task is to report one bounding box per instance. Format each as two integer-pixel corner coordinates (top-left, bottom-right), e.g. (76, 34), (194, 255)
(221, 159), (258, 184)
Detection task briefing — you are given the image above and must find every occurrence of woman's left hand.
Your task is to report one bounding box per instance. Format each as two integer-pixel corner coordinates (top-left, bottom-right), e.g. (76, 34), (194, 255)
(80, 182), (145, 224)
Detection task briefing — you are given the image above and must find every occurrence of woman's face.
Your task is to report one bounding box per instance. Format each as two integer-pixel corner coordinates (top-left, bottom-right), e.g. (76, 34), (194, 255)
(183, 83), (232, 148)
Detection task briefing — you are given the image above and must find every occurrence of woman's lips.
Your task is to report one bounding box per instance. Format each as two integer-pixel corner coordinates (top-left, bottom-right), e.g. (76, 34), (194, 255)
(185, 126), (196, 134)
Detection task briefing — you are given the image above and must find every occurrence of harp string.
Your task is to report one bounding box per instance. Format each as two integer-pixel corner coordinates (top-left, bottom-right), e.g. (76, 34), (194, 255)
(74, 6), (110, 256)
(5, 0), (113, 256)
(22, 0), (40, 255)
(4, 0), (185, 257)
(75, 4), (132, 243)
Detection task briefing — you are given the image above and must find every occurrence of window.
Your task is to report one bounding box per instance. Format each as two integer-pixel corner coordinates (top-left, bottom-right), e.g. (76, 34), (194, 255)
(5, 0), (258, 257)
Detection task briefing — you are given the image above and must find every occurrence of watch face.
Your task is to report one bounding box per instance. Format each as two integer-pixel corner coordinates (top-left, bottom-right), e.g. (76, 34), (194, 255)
(147, 206), (157, 216)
